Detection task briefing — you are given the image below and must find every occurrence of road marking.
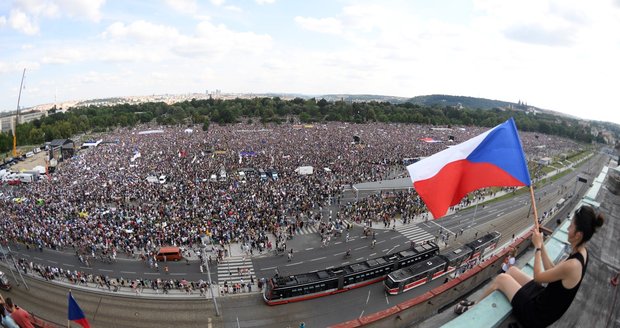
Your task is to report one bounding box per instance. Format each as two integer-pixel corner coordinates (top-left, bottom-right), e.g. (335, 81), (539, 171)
(382, 249), (389, 253)
(64, 264), (74, 267)
(46, 260), (58, 264)
(341, 262), (350, 265)
(334, 242), (342, 245)
(285, 262), (302, 267)
(359, 310), (364, 318)
(385, 291), (390, 305)
(355, 257), (364, 261)
(34, 257), (43, 260)
(377, 240), (386, 244)
(366, 290), (371, 304)
(170, 273), (186, 276)
(387, 246), (398, 254)
(260, 266), (277, 271)
(354, 246), (367, 251)
(431, 220), (454, 235)
(79, 267), (92, 270)
(309, 257), (326, 262)
(98, 269), (113, 272)
(121, 271), (136, 274)
(369, 253), (376, 257)
(305, 248), (314, 251)
(326, 266), (334, 270)
(144, 272), (159, 275)
(390, 236), (400, 240)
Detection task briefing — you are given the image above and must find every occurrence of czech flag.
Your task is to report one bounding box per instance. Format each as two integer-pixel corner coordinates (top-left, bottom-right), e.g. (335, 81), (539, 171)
(407, 117), (531, 219)
(68, 292), (91, 328)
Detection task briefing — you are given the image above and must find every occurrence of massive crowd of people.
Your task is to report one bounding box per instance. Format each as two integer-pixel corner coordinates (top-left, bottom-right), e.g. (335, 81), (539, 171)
(0, 121), (582, 260)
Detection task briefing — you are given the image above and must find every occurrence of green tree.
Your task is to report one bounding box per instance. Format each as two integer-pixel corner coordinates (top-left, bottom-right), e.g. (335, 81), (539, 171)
(28, 128), (45, 144)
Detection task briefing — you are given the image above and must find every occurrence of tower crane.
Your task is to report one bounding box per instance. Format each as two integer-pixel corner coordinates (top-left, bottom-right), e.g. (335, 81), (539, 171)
(13, 68), (26, 157)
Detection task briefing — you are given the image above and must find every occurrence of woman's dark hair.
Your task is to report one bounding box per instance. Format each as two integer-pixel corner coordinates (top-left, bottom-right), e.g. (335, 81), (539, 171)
(574, 205), (604, 247)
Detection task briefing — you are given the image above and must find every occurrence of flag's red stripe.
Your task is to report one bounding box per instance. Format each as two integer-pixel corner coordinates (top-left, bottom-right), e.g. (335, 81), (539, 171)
(72, 318), (91, 328)
(413, 160), (526, 218)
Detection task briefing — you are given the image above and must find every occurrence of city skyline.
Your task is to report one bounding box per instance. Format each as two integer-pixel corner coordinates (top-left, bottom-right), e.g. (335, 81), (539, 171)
(1, 0), (619, 124)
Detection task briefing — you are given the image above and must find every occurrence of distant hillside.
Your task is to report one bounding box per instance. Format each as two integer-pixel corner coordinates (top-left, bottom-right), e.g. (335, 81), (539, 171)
(318, 94), (410, 103)
(256, 93), (410, 103)
(407, 94), (524, 110)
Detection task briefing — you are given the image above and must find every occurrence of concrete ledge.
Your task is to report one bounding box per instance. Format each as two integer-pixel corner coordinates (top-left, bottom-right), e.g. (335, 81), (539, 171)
(441, 291), (511, 328)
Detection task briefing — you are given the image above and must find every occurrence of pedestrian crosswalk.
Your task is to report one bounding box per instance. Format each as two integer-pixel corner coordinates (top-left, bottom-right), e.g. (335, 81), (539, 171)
(216, 256), (255, 285)
(294, 219), (354, 236)
(396, 224), (435, 244)
(294, 225), (318, 236)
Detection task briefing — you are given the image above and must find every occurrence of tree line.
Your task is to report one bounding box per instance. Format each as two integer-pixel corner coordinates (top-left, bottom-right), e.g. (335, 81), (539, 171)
(0, 97), (609, 154)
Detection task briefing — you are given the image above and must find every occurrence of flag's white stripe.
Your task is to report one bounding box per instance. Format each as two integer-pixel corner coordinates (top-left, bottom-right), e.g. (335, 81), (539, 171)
(406, 128), (494, 182)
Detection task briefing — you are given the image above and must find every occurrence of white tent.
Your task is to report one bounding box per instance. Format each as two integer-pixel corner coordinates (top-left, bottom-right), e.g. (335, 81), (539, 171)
(32, 166), (46, 174)
(295, 166), (314, 175)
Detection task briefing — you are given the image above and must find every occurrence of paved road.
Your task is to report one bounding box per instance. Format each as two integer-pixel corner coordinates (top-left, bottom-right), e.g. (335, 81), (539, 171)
(3, 272), (220, 328)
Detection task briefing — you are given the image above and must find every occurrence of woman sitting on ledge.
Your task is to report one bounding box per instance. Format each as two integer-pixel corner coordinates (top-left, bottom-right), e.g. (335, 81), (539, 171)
(469, 205), (603, 328)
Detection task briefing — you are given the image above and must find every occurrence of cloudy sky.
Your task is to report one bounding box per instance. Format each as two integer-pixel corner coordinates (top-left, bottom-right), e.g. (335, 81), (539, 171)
(1, 0), (619, 124)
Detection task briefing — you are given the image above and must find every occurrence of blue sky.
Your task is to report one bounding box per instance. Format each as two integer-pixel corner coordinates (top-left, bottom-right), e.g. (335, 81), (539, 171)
(1, 0), (620, 124)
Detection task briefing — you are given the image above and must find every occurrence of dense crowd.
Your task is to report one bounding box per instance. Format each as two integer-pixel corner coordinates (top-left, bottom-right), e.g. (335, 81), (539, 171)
(0, 121), (581, 259)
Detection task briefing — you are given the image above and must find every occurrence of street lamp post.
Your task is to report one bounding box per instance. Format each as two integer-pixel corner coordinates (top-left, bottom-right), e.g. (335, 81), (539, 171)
(203, 246), (220, 316)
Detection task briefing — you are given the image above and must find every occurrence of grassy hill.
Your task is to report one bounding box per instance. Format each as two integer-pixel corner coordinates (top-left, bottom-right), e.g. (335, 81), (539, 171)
(407, 94), (524, 109)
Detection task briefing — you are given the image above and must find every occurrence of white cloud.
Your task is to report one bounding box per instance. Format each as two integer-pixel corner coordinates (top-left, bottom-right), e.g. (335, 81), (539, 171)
(41, 49), (85, 64)
(4, 0), (104, 35)
(294, 16), (343, 35)
(174, 20), (272, 58)
(99, 47), (166, 63)
(80, 71), (120, 84)
(102, 20), (181, 43)
(256, 0), (275, 4)
(9, 9), (39, 35)
(0, 16), (6, 27)
(224, 5), (241, 12)
(0, 60), (40, 74)
(165, 0), (197, 14)
(13, 0), (60, 18)
(210, 0), (225, 6)
(54, 0), (105, 22)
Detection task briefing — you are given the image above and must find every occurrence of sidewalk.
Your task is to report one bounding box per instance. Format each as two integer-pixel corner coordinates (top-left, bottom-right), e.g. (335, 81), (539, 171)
(1, 260), (261, 300)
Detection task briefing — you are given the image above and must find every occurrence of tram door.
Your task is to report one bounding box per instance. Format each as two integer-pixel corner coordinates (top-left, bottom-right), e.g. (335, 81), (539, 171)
(337, 276), (345, 290)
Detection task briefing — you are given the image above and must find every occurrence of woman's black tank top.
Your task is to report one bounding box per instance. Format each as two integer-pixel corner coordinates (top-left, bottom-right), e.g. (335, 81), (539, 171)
(535, 250), (588, 326)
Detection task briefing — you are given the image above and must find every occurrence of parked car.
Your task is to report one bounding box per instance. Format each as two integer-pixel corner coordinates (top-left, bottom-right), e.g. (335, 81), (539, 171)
(267, 168), (279, 181)
(0, 271), (10, 291)
(258, 169), (267, 181)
